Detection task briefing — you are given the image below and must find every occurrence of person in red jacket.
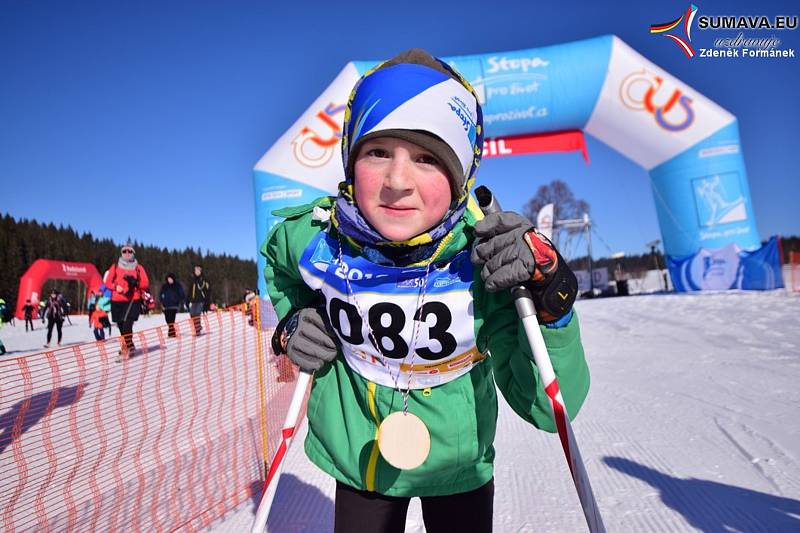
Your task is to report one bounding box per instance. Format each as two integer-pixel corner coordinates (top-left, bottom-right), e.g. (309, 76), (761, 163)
(103, 242), (150, 359)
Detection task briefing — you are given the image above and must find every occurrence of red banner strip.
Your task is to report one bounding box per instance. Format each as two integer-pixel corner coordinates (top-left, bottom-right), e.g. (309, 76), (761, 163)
(482, 130), (589, 163)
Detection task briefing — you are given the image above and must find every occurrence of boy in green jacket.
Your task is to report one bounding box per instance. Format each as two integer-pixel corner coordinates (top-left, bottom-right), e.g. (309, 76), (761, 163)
(263, 48), (589, 533)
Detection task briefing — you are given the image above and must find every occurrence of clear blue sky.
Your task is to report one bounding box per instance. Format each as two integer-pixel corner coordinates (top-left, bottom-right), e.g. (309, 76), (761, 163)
(2, 0), (798, 262)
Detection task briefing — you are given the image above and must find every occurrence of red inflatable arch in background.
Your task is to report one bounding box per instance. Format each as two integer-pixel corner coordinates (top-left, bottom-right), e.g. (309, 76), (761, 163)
(15, 259), (103, 319)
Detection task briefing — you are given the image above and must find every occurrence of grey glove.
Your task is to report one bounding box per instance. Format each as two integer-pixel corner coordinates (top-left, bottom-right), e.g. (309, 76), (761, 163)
(285, 307), (339, 372)
(471, 211), (536, 292)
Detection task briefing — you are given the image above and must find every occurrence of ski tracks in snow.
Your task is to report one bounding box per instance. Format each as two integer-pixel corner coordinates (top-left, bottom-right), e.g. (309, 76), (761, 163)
(208, 291), (800, 532)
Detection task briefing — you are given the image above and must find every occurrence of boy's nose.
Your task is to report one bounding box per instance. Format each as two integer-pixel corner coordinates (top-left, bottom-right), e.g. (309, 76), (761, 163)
(385, 157), (413, 190)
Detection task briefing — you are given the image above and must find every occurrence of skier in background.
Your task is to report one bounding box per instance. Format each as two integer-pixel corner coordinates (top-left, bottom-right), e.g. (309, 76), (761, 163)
(187, 265), (211, 336)
(43, 290), (65, 348)
(23, 299), (35, 331)
(96, 284), (113, 335)
(62, 300), (73, 325)
(91, 305), (108, 341)
(87, 291), (97, 327)
(244, 288), (257, 326)
(0, 298), (13, 326)
(159, 273), (186, 338)
(264, 49), (588, 532)
(103, 242), (150, 358)
(0, 299), (6, 354)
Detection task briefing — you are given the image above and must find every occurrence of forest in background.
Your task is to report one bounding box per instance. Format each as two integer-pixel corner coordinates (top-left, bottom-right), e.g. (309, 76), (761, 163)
(0, 213), (258, 312)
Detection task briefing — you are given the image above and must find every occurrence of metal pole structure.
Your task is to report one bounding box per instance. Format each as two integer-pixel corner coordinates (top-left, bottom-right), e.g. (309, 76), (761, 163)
(646, 240), (663, 291)
(474, 186), (605, 533)
(584, 213), (594, 294)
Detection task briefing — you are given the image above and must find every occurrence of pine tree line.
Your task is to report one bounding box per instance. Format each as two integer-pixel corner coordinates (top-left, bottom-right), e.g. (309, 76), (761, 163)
(0, 213), (258, 312)
(2, 212), (796, 312)
(567, 252), (666, 277)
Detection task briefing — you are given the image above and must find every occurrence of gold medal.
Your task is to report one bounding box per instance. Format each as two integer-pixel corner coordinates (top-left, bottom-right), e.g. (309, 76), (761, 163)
(377, 411), (431, 470)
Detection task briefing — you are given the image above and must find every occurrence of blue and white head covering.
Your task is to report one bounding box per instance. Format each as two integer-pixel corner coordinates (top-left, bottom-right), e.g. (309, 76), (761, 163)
(332, 48), (484, 258)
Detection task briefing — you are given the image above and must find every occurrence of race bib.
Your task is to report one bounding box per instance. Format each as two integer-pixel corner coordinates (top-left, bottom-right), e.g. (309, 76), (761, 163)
(299, 232), (483, 389)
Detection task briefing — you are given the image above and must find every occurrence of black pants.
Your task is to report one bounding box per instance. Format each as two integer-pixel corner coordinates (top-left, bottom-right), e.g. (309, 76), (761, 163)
(189, 302), (204, 334)
(334, 479), (494, 533)
(46, 319), (63, 344)
(118, 321), (135, 349)
(164, 309), (177, 336)
(25, 318), (34, 331)
(100, 316), (112, 335)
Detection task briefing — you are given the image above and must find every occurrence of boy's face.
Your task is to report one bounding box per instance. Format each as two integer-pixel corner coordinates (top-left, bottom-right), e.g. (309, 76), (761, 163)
(354, 137), (453, 242)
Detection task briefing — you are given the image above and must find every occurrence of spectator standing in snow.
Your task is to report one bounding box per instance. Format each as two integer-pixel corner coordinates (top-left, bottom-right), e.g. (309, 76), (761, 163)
(103, 242), (150, 358)
(0, 298), (12, 326)
(87, 291), (97, 327)
(43, 290), (65, 348)
(62, 300), (72, 325)
(244, 288), (257, 326)
(0, 302), (6, 354)
(187, 265), (211, 336)
(23, 300), (35, 331)
(159, 273), (185, 338)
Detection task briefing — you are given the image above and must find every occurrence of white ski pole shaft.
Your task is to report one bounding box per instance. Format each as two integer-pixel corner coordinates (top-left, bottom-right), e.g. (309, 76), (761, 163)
(250, 370), (312, 533)
(475, 186), (605, 533)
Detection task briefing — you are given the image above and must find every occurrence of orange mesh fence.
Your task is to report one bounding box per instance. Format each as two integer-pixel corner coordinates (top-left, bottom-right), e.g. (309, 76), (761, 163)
(0, 303), (300, 532)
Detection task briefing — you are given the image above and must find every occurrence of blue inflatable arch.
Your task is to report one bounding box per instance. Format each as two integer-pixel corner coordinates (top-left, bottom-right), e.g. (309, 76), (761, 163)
(254, 35), (770, 293)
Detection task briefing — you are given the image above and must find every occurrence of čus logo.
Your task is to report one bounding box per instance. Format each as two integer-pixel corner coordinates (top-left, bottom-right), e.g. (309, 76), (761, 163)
(619, 70), (695, 132)
(650, 4), (699, 58)
(291, 103), (346, 168)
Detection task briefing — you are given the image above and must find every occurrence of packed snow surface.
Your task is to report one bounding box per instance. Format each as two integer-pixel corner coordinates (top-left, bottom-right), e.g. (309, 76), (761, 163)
(3, 292), (799, 531)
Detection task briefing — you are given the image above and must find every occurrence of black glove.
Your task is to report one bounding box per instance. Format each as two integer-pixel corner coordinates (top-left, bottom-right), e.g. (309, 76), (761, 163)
(472, 211), (577, 322)
(124, 275), (139, 289)
(275, 307), (339, 372)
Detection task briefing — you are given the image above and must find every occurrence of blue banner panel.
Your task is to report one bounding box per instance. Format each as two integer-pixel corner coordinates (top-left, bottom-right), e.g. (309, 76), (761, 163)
(253, 170), (330, 295)
(668, 237), (784, 292)
(445, 36), (612, 136)
(649, 121), (761, 257)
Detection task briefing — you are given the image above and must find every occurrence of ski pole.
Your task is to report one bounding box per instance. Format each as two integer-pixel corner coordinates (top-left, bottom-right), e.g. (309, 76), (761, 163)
(475, 185), (605, 533)
(250, 370), (312, 533)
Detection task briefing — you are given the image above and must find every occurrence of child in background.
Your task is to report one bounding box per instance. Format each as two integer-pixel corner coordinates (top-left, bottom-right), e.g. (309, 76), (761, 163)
(96, 285), (113, 335)
(91, 306), (108, 341)
(264, 49), (588, 532)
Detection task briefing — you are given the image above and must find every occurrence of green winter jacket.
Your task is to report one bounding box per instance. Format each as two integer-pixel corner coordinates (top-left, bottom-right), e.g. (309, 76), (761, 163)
(262, 196), (590, 497)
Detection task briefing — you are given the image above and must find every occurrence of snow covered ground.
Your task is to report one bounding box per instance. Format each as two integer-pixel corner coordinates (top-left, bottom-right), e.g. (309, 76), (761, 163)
(213, 290), (800, 532)
(0, 312), (193, 357)
(3, 292), (800, 531)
